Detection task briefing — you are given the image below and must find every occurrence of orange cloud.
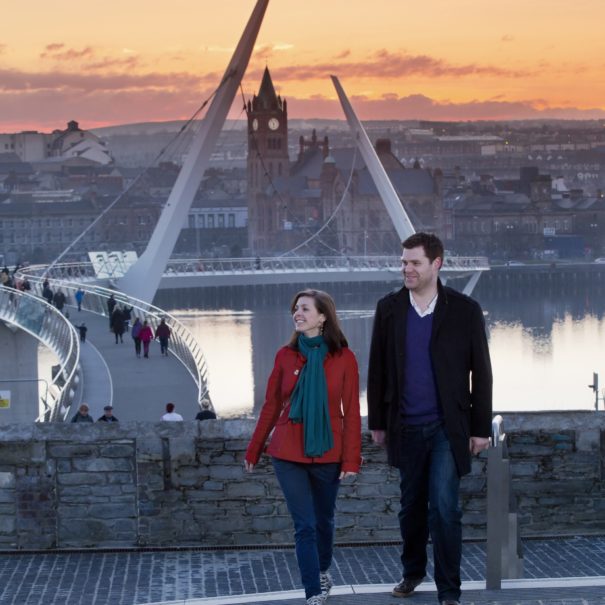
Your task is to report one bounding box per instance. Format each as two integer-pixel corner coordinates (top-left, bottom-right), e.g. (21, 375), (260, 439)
(286, 93), (605, 121)
(40, 44), (94, 61)
(247, 50), (531, 83)
(0, 67), (217, 92)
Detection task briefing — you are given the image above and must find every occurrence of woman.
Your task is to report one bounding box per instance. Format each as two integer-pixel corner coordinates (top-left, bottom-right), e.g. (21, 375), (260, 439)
(139, 320), (154, 358)
(245, 289), (361, 605)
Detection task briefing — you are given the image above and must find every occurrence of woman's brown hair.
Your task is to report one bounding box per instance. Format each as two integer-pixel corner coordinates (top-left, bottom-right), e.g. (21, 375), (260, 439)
(286, 289), (348, 354)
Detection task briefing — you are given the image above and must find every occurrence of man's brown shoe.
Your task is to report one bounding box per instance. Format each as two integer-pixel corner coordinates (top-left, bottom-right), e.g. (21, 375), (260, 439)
(392, 577), (424, 597)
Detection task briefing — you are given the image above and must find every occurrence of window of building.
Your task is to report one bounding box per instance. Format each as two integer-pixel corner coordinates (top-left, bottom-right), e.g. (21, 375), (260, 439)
(198, 215), (205, 228)
(228, 214), (235, 228)
(208, 215), (214, 228)
(218, 214), (225, 228)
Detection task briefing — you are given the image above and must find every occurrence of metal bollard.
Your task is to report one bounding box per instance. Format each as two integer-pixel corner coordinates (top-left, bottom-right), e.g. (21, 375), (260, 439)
(486, 415), (523, 590)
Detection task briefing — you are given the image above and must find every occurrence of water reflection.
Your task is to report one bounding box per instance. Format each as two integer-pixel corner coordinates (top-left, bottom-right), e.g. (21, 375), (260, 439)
(164, 279), (605, 417)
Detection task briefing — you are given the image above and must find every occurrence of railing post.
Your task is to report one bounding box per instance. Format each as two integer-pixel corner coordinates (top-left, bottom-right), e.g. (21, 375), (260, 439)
(486, 415), (523, 590)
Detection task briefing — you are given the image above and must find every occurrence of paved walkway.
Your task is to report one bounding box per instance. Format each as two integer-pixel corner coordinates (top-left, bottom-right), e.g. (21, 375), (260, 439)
(69, 306), (199, 422)
(0, 536), (604, 605)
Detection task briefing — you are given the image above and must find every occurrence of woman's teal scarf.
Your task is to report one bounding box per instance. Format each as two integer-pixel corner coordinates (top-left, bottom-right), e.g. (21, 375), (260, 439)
(288, 334), (333, 457)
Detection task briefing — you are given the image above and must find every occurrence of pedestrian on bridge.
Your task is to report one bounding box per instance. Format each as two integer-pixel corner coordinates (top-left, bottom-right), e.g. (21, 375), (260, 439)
(75, 288), (85, 311)
(98, 405), (118, 422)
(71, 403), (93, 423)
(131, 318), (143, 357)
(139, 320), (154, 358)
(111, 308), (125, 344)
(53, 289), (66, 313)
(42, 280), (53, 305)
(245, 289), (361, 605)
(155, 318), (171, 356)
(195, 398), (216, 421)
(161, 402), (183, 421)
(107, 294), (116, 328)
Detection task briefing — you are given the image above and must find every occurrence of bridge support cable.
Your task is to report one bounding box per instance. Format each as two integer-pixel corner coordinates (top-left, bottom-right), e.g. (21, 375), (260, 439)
(278, 148), (359, 258)
(331, 75), (415, 243)
(118, 0), (270, 304)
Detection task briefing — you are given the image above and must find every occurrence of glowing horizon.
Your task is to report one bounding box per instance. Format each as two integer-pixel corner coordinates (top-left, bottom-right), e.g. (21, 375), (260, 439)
(2, 0), (605, 132)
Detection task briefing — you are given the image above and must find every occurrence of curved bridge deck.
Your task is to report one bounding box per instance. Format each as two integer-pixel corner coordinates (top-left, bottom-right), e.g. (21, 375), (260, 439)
(73, 306), (199, 422)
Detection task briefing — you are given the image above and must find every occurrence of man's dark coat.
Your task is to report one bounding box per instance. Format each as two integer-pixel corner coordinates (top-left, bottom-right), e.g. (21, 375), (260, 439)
(367, 280), (493, 476)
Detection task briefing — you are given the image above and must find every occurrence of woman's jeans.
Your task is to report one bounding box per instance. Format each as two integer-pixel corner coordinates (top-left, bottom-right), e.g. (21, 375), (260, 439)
(398, 421), (462, 602)
(272, 458), (340, 599)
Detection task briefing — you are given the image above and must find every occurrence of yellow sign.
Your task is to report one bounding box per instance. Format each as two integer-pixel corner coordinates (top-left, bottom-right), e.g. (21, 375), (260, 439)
(0, 391), (10, 409)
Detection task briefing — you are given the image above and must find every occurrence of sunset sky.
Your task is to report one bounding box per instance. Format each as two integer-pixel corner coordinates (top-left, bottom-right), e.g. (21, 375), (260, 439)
(2, 0), (605, 132)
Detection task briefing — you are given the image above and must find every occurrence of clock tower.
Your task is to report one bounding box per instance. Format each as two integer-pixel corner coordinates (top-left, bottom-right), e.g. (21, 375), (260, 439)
(247, 66), (289, 253)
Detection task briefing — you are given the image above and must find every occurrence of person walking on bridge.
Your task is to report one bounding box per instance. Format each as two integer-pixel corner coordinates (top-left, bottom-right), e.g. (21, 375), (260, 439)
(131, 317), (143, 358)
(368, 232), (493, 605)
(75, 288), (85, 312)
(245, 289), (361, 605)
(155, 318), (172, 357)
(71, 403), (93, 423)
(111, 308), (125, 344)
(139, 320), (154, 358)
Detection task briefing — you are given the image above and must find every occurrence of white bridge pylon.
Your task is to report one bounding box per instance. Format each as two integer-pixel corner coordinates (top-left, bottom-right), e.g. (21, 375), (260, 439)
(331, 75), (416, 243)
(118, 0), (270, 304)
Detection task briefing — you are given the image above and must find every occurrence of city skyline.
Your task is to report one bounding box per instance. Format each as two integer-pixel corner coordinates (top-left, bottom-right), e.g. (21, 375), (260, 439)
(2, 0), (605, 132)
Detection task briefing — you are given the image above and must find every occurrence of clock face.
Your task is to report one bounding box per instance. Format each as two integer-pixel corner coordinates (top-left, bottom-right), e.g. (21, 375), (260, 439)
(252, 118), (258, 131)
(268, 118), (279, 130)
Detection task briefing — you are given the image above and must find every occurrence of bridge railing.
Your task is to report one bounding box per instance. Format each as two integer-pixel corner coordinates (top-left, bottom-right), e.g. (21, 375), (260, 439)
(164, 255), (490, 275)
(16, 271), (212, 409)
(0, 286), (81, 422)
(22, 255), (490, 281)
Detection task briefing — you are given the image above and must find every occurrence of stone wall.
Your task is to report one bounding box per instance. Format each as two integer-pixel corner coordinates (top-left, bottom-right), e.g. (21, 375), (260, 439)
(0, 412), (603, 550)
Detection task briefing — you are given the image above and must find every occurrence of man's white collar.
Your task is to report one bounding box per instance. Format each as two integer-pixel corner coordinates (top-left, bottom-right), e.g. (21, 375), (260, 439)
(409, 290), (438, 317)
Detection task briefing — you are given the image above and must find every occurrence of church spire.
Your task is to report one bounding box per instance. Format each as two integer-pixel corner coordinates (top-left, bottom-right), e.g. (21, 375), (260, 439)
(253, 66), (281, 111)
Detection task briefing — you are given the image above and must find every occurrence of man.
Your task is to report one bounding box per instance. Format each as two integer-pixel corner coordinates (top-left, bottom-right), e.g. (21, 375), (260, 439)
(75, 288), (85, 311)
(368, 232), (492, 605)
(161, 402), (183, 421)
(155, 318), (172, 356)
(195, 398), (217, 421)
(98, 405), (119, 422)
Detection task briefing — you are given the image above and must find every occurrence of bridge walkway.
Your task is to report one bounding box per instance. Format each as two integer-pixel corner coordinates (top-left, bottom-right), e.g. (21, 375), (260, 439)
(70, 305), (199, 422)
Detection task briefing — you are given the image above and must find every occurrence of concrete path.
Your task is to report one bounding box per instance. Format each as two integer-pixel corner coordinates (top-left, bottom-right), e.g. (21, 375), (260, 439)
(0, 536), (604, 605)
(68, 306), (199, 422)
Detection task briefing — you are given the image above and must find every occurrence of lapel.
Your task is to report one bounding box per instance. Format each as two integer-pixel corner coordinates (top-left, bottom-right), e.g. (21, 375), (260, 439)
(391, 287), (409, 395)
(431, 279), (448, 348)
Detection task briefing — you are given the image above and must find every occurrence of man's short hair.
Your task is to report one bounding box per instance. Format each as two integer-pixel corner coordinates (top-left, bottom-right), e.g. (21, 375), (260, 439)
(103, 405), (113, 411)
(166, 403), (175, 413)
(402, 232), (444, 264)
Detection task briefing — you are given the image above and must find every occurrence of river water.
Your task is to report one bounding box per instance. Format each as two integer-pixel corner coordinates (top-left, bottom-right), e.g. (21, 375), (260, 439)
(161, 274), (605, 418)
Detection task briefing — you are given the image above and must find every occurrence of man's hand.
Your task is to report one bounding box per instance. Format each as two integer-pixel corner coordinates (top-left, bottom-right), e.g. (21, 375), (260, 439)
(339, 471), (358, 480)
(371, 430), (386, 447)
(244, 460), (255, 472)
(469, 436), (490, 455)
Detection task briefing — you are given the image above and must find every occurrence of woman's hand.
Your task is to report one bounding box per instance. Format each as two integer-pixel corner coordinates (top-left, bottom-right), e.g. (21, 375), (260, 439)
(339, 471), (357, 480)
(244, 460), (255, 473)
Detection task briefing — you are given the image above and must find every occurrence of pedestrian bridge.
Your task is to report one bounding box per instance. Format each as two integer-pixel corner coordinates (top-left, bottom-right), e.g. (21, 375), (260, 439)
(25, 254), (490, 291)
(2, 271), (212, 423)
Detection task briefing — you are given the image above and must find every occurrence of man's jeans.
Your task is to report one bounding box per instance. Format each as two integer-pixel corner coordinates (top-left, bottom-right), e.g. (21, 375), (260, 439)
(398, 420), (462, 602)
(272, 458), (340, 599)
